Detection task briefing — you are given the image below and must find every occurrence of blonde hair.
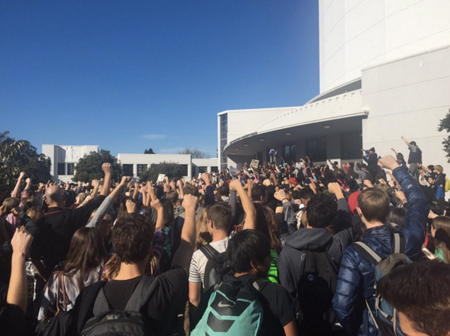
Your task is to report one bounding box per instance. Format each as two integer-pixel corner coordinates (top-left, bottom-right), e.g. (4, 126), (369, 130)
(26, 206), (44, 223)
(195, 207), (212, 250)
(435, 165), (444, 174)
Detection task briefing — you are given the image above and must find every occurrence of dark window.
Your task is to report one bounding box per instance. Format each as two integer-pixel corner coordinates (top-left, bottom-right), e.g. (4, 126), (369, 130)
(341, 132), (362, 160)
(306, 137), (327, 162)
(58, 163), (65, 175)
(67, 163), (75, 175)
(123, 164), (133, 176)
(180, 164), (188, 176)
(199, 166), (208, 173)
(211, 166), (218, 173)
(283, 144), (297, 163)
(219, 114), (228, 171)
(137, 164), (147, 176)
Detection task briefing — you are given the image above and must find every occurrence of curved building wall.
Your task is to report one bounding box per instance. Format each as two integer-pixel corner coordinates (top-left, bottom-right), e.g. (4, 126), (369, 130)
(319, 0), (450, 93)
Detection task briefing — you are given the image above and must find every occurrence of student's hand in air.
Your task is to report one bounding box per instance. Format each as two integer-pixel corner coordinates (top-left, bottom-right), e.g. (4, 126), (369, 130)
(229, 179), (243, 191)
(11, 228), (33, 257)
(327, 182), (341, 195)
(182, 194), (197, 211)
(378, 155), (400, 171)
(102, 163), (111, 174)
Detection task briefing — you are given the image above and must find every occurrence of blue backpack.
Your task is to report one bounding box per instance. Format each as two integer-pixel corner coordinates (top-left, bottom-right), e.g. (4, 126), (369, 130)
(191, 277), (268, 336)
(353, 233), (411, 336)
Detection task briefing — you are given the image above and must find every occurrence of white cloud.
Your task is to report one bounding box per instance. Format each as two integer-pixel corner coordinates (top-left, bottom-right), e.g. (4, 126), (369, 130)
(141, 134), (166, 140)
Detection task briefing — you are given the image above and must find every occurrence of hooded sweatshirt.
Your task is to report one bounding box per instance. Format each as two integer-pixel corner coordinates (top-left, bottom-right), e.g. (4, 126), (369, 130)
(278, 198), (355, 296)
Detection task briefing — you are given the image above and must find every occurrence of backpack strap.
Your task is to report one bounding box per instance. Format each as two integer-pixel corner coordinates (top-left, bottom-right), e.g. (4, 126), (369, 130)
(352, 242), (382, 266)
(252, 279), (269, 292)
(92, 276), (156, 316)
(75, 281), (107, 334)
(392, 232), (405, 254)
(92, 288), (111, 316)
(199, 244), (219, 261)
(124, 276), (157, 311)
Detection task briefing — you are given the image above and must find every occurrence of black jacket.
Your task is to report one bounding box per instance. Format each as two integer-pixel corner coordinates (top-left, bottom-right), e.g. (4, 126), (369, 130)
(31, 195), (106, 278)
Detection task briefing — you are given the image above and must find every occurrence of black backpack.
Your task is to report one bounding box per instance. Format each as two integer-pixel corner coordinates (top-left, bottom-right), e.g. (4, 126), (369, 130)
(80, 276), (157, 336)
(199, 244), (232, 292)
(296, 250), (339, 336)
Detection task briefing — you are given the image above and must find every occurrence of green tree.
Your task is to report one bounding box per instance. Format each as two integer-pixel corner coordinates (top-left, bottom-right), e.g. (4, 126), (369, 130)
(0, 131), (51, 201)
(144, 148), (155, 154)
(438, 109), (450, 162)
(178, 147), (208, 158)
(72, 150), (122, 182)
(139, 162), (185, 182)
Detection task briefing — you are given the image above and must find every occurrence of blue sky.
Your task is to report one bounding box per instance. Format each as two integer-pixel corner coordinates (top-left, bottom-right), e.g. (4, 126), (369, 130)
(0, 1), (319, 157)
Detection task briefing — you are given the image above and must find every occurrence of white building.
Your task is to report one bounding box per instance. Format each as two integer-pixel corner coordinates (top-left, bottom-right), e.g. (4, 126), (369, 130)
(42, 144), (219, 182)
(42, 144), (99, 183)
(117, 154), (218, 180)
(219, 0), (450, 173)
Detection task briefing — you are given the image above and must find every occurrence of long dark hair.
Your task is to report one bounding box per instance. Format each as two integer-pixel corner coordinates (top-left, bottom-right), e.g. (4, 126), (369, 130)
(256, 205), (281, 254)
(433, 216), (450, 263)
(64, 227), (107, 290)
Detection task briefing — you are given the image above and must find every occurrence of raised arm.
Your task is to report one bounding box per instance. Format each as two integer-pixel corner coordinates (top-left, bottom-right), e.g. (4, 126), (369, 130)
(391, 148), (399, 157)
(401, 136), (410, 146)
(132, 182), (139, 201)
(151, 195), (164, 230)
(380, 155), (428, 260)
(201, 172), (215, 206)
(90, 179), (100, 198)
(86, 176), (130, 228)
(247, 178), (254, 200)
(7, 229), (33, 313)
(229, 179), (256, 230)
(172, 194), (198, 272)
(11, 172), (25, 198)
(100, 163), (112, 197)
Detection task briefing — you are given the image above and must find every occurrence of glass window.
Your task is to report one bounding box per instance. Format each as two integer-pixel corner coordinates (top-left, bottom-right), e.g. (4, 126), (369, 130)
(306, 137), (327, 162)
(137, 164), (147, 176)
(180, 164), (188, 176)
(123, 164), (133, 177)
(58, 163), (65, 175)
(67, 163), (75, 175)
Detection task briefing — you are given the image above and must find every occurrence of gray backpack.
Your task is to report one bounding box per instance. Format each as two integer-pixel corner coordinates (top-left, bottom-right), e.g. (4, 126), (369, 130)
(353, 233), (410, 336)
(81, 276), (157, 336)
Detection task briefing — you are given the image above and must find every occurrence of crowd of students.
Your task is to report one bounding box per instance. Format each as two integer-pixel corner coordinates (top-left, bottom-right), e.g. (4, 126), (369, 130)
(0, 137), (450, 336)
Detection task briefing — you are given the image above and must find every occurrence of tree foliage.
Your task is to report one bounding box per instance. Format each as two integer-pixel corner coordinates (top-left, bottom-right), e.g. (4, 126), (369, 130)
(72, 150), (122, 182)
(178, 147), (208, 158)
(0, 131), (51, 201)
(438, 109), (450, 162)
(144, 148), (155, 154)
(139, 162), (186, 182)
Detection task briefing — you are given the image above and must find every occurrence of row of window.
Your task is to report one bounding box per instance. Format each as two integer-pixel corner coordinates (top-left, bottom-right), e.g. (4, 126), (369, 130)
(57, 163), (75, 175)
(56, 163), (218, 177)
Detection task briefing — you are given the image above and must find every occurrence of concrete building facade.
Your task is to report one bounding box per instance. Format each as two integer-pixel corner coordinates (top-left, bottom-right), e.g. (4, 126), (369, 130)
(42, 144), (100, 183)
(218, 0), (450, 173)
(42, 145), (219, 182)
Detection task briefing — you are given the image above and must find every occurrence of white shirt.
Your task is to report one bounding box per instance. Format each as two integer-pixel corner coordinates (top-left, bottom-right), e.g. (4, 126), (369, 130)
(188, 237), (229, 288)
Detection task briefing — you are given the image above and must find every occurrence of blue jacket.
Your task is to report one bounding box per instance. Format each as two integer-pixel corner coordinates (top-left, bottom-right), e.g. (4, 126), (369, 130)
(332, 167), (428, 336)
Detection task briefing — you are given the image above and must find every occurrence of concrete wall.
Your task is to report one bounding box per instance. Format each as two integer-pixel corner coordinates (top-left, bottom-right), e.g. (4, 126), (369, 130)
(362, 45), (450, 172)
(42, 144), (99, 182)
(319, 0), (450, 93)
(192, 158), (219, 177)
(117, 153), (193, 178)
